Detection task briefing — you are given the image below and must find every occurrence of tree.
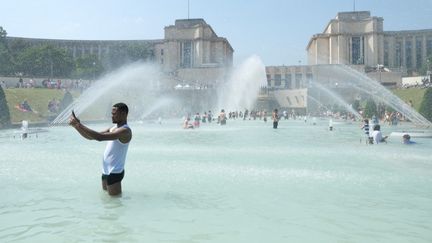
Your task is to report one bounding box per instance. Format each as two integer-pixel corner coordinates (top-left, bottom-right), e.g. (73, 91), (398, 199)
(364, 99), (377, 118)
(125, 43), (154, 61)
(419, 55), (432, 76)
(73, 54), (104, 79)
(16, 44), (74, 77)
(0, 44), (14, 75)
(331, 103), (343, 113)
(0, 85), (11, 128)
(352, 99), (360, 112)
(0, 26), (14, 75)
(0, 26), (7, 43)
(103, 43), (153, 69)
(8, 38), (31, 58)
(419, 87), (432, 122)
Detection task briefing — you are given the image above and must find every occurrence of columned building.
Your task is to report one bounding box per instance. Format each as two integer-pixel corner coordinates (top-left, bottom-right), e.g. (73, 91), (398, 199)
(6, 19), (234, 88)
(265, 11), (432, 113)
(154, 19), (234, 87)
(306, 11), (432, 73)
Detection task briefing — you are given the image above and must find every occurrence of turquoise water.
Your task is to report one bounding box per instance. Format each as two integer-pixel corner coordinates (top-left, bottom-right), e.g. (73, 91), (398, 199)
(1, 119), (431, 242)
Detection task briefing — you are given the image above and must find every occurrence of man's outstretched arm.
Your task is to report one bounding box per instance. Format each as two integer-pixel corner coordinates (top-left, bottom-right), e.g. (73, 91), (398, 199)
(69, 116), (96, 140)
(70, 116), (129, 142)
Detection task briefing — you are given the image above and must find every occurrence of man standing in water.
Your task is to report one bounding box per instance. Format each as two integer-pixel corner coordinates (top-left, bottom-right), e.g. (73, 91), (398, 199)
(69, 103), (132, 196)
(272, 109), (279, 129)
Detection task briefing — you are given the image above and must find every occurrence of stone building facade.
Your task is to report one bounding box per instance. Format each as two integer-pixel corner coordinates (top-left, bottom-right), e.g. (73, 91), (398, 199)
(6, 19), (234, 88)
(264, 65), (314, 112)
(264, 11), (432, 112)
(265, 64), (388, 114)
(306, 11), (432, 73)
(154, 19), (233, 87)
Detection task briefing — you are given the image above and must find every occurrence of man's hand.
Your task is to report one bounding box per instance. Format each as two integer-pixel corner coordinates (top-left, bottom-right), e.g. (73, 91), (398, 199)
(69, 116), (80, 128)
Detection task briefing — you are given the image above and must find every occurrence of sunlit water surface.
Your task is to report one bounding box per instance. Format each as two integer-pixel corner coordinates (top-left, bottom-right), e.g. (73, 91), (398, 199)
(1, 119), (431, 242)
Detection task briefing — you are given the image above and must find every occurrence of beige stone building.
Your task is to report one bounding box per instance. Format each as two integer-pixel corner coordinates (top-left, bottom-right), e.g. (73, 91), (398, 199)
(307, 11), (432, 73)
(265, 11), (432, 113)
(154, 19), (234, 87)
(264, 65), (317, 112)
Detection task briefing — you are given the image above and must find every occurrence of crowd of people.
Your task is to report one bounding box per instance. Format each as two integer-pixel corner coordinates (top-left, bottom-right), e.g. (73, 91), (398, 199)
(181, 107), (416, 145)
(0, 77), (91, 93)
(401, 76), (432, 89)
(183, 108), (277, 129)
(182, 108), (302, 126)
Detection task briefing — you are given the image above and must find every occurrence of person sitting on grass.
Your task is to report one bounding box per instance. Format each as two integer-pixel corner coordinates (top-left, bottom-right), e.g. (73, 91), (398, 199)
(21, 99), (32, 112)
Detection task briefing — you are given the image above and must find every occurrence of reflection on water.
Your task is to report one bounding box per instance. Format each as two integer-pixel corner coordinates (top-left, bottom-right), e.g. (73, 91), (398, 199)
(1, 119), (432, 242)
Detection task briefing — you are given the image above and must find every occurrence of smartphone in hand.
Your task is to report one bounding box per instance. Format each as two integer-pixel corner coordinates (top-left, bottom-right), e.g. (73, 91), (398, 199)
(71, 110), (80, 123)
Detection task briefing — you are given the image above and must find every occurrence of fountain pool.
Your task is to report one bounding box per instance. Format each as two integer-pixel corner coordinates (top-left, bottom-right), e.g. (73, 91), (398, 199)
(1, 119), (431, 242)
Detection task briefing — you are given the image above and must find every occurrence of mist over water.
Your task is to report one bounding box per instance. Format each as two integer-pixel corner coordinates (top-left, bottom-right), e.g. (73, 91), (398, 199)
(335, 65), (432, 127)
(139, 97), (176, 120)
(307, 64), (431, 127)
(51, 62), (161, 125)
(311, 81), (363, 120)
(51, 56), (267, 125)
(217, 55), (266, 112)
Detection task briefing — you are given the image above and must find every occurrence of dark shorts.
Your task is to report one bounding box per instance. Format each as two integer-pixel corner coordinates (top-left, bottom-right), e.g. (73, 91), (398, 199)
(101, 170), (125, 185)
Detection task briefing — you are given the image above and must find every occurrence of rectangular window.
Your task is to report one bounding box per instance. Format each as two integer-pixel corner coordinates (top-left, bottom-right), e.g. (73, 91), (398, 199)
(384, 41), (389, 67)
(274, 74), (281, 86)
(266, 74), (271, 86)
(427, 38), (432, 58)
(210, 42), (217, 63)
(149, 50), (155, 61)
(161, 49), (164, 56)
(306, 73), (313, 88)
(181, 41), (192, 68)
(416, 38), (422, 69)
(395, 40), (402, 67)
(351, 36), (364, 64)
(406, 39), (413, 68)
(295, 74), (302, 89)
(285, 74), (292, 89)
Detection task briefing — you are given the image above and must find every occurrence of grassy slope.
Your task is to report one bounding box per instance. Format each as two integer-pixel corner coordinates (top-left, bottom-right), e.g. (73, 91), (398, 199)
(391, 88), (426, 110)
(5, 88), (67, 123)
(4, 88), (110, 124)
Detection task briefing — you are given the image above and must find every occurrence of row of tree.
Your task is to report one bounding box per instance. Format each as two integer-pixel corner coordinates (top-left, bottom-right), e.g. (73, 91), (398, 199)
(0, 85), (11, 128)
(0, 26), (153, 79)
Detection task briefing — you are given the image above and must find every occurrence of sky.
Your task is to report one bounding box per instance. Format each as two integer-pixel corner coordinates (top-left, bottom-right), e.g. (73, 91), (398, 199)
(1, 0), (431, 66)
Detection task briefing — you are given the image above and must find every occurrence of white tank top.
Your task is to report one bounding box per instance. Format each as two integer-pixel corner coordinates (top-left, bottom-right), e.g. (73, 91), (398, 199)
(102, 124), (130, 175)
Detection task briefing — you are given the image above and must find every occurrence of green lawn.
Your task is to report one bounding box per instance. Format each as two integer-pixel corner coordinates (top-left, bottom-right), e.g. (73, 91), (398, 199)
(4, 88), (69, 124)
(391, 88), (426, 110)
